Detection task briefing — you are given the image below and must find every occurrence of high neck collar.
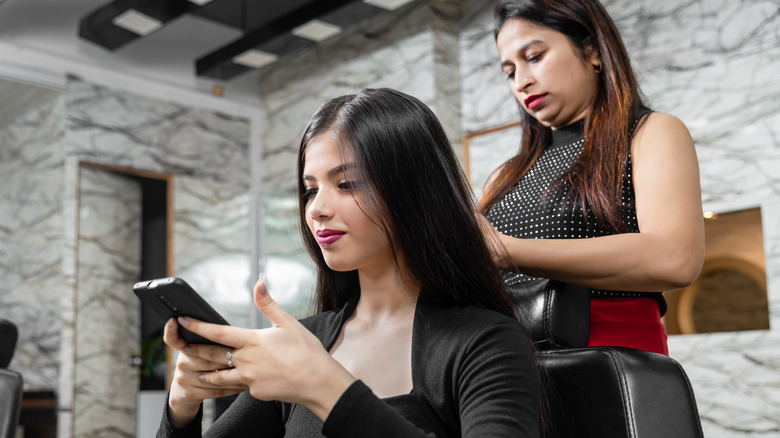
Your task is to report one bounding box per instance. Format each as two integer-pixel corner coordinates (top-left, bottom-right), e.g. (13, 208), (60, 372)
(550, 118), (585, 147)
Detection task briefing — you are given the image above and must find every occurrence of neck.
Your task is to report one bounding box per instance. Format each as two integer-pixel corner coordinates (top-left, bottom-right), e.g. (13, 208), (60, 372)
(354, 264), (420, 323)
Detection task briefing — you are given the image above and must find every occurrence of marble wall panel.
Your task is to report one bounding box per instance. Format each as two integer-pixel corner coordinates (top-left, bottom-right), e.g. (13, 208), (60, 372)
(0, 91), (65, 391)
(258, 3), (445, 193)
(611, 0), (780, 215)
(460, 1), (518, 133)
(73, 167), (142, 438)
(459, 0), (780, 436)
(59, 77), (253, 437)
(65, 78), (254, 326)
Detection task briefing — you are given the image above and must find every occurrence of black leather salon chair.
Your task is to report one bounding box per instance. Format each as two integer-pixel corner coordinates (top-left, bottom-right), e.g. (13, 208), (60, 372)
(0, 319), (23, 438)
(537, 346), (705, 438)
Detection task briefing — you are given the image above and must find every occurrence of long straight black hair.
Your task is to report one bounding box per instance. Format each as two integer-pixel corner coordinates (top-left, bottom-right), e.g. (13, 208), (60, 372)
(297, 88), (515, 318)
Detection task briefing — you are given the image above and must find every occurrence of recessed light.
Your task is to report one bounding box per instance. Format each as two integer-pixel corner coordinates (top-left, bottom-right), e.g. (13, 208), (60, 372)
(188, 0), (214, 5)
(292, 19), (343, 42)
(112, 10), (163, 36)
(703, 212), (719, 220)
(363, 0), (415, 11)
(232, 49), (279, 68)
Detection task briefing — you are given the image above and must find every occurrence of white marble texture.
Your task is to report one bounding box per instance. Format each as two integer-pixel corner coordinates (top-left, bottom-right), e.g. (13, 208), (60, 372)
(257, 1), (466, 192)
(59, 77), (252, 437)
(73, 166), (142, 438)
(65, 78), (254, 326)
(460, 0), (780, 436)
(0, 91), (66, 391)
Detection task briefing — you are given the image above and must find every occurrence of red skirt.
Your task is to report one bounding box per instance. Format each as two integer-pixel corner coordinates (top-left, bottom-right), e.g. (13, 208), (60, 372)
(588, 298), (668, 356)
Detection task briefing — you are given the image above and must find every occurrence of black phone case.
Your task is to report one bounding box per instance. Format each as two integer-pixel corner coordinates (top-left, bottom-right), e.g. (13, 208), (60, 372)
(133, 276), (230, 345)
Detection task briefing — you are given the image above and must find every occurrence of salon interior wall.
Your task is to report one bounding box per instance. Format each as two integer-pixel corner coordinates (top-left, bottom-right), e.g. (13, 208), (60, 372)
(461, 0), (780, 436)
(254, 0), (461, 319)
(0, 72), (254, 437)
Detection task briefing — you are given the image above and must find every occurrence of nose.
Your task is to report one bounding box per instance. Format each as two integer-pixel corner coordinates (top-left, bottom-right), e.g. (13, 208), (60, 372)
(512, 70), (532, 92)
(307, 189), (334, 221)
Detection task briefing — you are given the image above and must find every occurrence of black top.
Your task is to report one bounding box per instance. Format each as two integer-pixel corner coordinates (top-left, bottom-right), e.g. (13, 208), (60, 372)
(486, 116), (667, 315)
(157, 296), (541, 437)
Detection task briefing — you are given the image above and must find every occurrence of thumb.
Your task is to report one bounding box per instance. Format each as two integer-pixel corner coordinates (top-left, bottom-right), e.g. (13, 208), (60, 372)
(253, 278), (290, 326)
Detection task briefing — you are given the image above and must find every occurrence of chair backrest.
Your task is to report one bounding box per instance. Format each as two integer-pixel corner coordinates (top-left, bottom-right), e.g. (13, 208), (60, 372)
(0, 369), (23, 438)
(0, 320), (18, 369)
(538, 347), (704, 438)
(0, 320), (23, 438)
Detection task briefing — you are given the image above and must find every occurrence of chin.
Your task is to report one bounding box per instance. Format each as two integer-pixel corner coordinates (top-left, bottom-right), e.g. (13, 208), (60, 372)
(323, 258), (357, 273)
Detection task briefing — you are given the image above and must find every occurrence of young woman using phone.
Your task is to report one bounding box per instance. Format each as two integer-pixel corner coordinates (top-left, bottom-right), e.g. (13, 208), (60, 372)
(157, 88), (540, 437)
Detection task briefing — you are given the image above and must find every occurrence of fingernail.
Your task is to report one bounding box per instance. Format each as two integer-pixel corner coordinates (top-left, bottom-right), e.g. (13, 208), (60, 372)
(198, 374), (206, 383)
(183, 346), (191, 355)
(257, 281), (268, 296)
(178, 316), (189, 328)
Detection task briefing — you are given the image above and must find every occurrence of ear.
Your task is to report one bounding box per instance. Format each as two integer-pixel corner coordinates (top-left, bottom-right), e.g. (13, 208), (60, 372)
(584, 43), (601, 71)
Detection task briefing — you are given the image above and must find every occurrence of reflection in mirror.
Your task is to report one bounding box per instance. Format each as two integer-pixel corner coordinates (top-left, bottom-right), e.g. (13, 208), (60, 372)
(664, 207), (769, 335)
(688, 266), (768, 334)
(261, 188), (317, 322)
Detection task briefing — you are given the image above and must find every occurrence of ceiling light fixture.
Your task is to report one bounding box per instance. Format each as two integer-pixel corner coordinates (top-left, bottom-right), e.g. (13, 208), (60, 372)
(363, 0), (415, 11)
(188, 0), (214, 5)
(80, 0), (205, 51)
(111, 9), (162, 36)
(292, 19), (343, 42)
(195, 0), (356, 80)
(232, 50), (279, 69)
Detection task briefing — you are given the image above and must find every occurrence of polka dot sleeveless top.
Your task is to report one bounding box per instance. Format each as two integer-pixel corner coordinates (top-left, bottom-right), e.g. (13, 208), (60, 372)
(486, 116), (666, 315)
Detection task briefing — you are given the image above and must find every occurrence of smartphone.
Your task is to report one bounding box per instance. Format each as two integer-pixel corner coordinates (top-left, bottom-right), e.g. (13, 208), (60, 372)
(133, 276), (231, 346)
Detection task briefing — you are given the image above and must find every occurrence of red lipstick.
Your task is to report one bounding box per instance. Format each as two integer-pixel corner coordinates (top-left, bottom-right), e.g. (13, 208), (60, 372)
(524, 94), (546, 110)
(316, 229), (346, 247)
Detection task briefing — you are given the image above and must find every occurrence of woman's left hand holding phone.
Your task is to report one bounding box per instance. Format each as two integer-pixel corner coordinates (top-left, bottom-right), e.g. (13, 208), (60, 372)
(163, 279), (357, 429)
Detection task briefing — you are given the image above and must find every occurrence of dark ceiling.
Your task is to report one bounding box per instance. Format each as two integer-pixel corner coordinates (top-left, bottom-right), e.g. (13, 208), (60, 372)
(78, 0), (412, 81)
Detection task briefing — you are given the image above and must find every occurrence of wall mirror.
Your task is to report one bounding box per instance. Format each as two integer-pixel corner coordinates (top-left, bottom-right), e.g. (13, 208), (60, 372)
(462, 121), (522, 201)
(664, 207), (769, 335)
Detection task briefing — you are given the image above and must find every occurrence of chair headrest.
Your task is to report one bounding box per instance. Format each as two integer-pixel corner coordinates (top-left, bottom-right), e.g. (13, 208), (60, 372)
(0, 320), (19, 368)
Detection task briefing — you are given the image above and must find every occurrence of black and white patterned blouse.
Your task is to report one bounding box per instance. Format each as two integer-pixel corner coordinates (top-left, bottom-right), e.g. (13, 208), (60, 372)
(486, 116), (666, 315)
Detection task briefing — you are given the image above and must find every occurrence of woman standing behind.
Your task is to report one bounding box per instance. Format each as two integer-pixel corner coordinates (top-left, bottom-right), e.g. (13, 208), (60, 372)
(479, 0), (705, 355)
(158, 88), (540, 437)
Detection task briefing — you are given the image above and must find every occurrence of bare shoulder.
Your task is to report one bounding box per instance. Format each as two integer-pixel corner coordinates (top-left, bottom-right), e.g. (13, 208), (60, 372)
(632, 112), (694, 157)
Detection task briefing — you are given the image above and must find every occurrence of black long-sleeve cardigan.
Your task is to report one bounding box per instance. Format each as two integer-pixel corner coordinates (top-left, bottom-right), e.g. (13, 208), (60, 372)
(157, 296), (540, 438)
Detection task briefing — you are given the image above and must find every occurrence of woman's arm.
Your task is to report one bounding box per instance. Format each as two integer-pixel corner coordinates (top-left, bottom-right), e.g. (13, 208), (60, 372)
(185, 282), (436, 437)
(482, 113), (704, 292)
(455, 315), (541, 437)
(157, 279), (355, 437)
(322, 312), (541, 438)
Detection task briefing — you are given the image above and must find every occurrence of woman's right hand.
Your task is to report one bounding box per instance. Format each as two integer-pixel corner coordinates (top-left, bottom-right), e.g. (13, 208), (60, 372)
(163, 318), (246, 428)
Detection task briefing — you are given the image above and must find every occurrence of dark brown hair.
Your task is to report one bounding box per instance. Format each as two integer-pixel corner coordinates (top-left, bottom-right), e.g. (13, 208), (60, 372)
(478, 0), (648, 232)
(297, 88), (515, 318)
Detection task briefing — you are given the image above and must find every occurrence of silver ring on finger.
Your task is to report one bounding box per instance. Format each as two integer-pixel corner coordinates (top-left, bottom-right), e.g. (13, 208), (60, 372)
(226, 349), (234, 368)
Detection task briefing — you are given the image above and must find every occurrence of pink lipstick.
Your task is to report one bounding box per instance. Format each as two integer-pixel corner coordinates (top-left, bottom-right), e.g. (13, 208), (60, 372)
(316, 229), (346, 247)
(524, 94), (546, 110)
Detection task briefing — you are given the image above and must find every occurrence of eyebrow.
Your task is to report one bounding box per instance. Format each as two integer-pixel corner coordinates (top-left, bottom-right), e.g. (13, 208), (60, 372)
(500, 39), (544, 68)
(302, 162), (357, 182)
